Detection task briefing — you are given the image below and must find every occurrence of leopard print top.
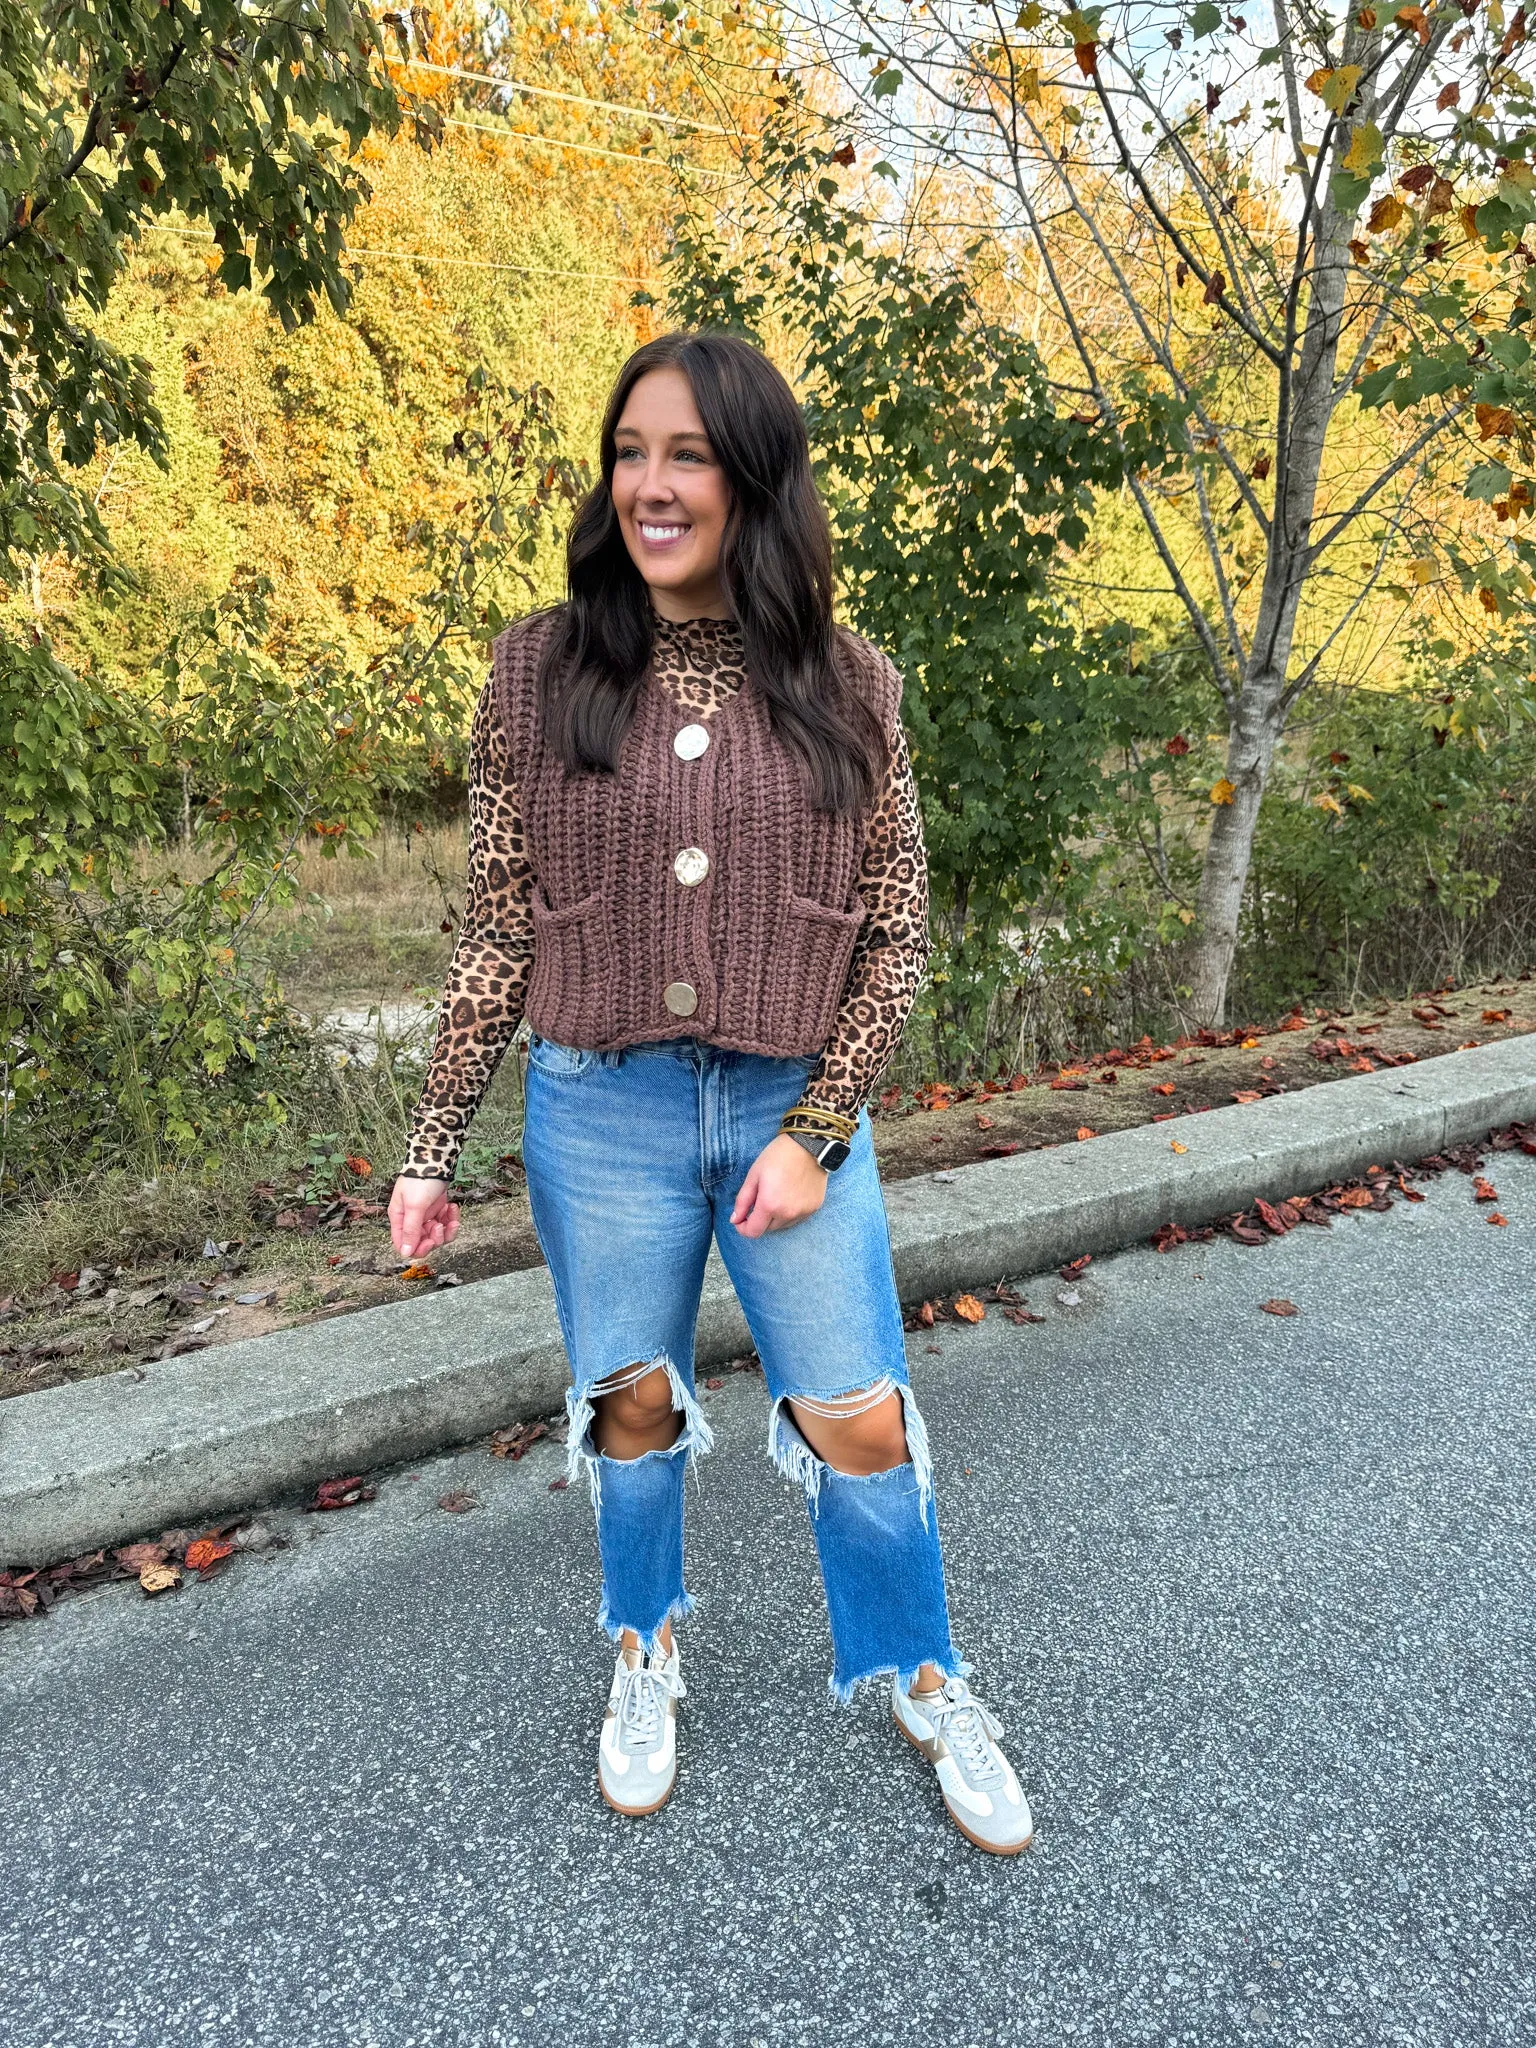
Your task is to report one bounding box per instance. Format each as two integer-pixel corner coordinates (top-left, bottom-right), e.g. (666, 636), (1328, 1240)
(400, 613), (930, 1179)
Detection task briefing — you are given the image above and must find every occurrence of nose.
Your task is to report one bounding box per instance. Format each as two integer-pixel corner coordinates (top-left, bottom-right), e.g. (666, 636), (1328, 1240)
(636, 462), (678, 507)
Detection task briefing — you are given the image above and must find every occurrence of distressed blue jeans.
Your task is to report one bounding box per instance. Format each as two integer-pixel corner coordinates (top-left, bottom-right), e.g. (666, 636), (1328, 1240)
(521, 1034), (961, 1702)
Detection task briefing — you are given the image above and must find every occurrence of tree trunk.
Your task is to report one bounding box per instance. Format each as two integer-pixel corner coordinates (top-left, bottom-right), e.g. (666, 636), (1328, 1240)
(1184, 93), (1364, 1025)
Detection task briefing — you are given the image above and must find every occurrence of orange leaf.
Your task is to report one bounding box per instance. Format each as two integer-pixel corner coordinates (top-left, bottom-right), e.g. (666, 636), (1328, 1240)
(1489, 1212), (1510, 1226)
(184, 1538), (234, 1573)
(1153, 1081), (1176, 1096)
(139, 1562), (182, 1596)
(400, 1262), (434, 1281)
(1338, 1187), (1375, 1208)
(974, 1112), (995, 1129)
(1482, 1008), (1511, 1023)
(1075, 1125), (1098, 1141)
(917, 1300), (935, 1327)
(345, 1155), (373, 1177)
(953, 1294), (986, 1323)
(1170, 1140), (1188, 1153)
(1472, 1177), (1499, 1202)
(1232, 1089), (1263, 1103)
(1074, 39), (1098, 75)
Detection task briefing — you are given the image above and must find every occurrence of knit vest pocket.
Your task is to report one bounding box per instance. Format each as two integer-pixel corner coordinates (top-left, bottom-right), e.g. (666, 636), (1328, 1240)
(774, 890), (867, 1049)
(526, 884), (617, 1046)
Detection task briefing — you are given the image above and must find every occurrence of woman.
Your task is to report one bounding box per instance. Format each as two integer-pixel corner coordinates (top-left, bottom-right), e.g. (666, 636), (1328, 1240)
(390, 331), (1032, 1854)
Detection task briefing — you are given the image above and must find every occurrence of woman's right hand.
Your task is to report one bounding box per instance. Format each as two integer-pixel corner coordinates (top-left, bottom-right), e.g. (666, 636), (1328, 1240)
(388, 1176), (461, 1261)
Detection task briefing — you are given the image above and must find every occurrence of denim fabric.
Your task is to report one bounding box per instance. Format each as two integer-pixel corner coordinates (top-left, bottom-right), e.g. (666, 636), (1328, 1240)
(521, 1034), (961, 1699)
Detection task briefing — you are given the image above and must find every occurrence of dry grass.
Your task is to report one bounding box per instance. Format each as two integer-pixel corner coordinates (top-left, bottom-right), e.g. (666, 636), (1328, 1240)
(261, 820), (465, 1009)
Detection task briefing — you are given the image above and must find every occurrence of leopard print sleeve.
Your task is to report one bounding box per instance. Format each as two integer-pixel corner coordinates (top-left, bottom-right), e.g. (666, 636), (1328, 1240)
(399, 679), (535, 1181)
(793, 701), (931, 1124)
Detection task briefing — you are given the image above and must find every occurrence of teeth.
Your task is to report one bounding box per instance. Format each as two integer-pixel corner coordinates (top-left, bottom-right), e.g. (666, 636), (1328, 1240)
(640, 523), (689, 540)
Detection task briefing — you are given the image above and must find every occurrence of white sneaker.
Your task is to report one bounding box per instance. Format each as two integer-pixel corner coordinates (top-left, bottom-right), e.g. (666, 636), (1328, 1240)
(893, 1675), (1034, 1854)
(597, 1640), (685, 1816)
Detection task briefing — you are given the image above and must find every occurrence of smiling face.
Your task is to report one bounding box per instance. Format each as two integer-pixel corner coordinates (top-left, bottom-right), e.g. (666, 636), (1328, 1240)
(609, 366), (733, 621)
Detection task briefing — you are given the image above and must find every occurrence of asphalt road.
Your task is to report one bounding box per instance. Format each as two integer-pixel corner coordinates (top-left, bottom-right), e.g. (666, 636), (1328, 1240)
(3, 1154), (1533, 2048)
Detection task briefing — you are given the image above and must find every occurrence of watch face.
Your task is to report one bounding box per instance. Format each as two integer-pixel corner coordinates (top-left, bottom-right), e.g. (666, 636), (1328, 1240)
(819, 1137), (852, 1171)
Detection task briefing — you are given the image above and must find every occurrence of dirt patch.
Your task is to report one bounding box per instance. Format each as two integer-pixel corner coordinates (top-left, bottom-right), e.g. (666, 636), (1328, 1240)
(4, 972), (1532, 1402)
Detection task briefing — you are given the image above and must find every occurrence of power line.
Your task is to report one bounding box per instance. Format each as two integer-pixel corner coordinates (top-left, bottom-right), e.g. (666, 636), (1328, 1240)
(141, 224), (653, 287)
(443, 114), (728, 179)
(395, 56), (730, 136)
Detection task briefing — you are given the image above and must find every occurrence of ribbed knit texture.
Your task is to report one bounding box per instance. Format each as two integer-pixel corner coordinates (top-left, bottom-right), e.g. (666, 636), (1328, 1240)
(495, 610), (900, 1059)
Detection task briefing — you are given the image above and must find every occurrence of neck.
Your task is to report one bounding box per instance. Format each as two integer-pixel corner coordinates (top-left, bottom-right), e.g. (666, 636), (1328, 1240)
(647, 580), (732, 624)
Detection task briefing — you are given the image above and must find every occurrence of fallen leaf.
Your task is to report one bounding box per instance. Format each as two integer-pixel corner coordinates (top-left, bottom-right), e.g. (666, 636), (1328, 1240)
(345, 1155), (373, 1177)
(547, 1477), (569, 1492)
(1170, 1139), (1188, 1154)
(1151, 1221), (1187, 1252)
(437, 1489), (479, 1513)
(1255, 1199), (1292, 1235)
(306, 1475), (376, 1512)
(952, 1294), (986, 1323)
(1153, 1081), (1176, 1096)
(973, 1112), (995, 1130)
(112, 1541), (167, 1574)
(183, 1537), (234, 1573)
(139, 1562), (182, 1596)
(917, 1301), (935, 1328)
(1075, 1125), (1098, 1141)
(1483, 1008), (1512, 1023)
(1232, 1089), (1263, 1104)
(490, 1420), (549, 1461)
(1059, 1254), (1093, 1280)
(1472, 1177), (1499, 1202)
(1003, 1306), (1047, 1324)
(980, 1140), (1021, 1157)
(1260, 1299), (1300, 1317)
(1336, 1186), (1374, 1208)
(1488, 1212), (1510, 1226)
(399, 1262), (434, 1282)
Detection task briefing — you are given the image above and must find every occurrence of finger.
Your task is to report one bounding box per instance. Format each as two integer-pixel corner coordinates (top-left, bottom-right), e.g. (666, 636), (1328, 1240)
(730, 1166), (760, 1228)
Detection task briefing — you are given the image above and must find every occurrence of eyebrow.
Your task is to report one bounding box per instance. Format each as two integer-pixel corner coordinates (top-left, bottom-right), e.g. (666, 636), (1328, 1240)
(614, 426), (711, 443)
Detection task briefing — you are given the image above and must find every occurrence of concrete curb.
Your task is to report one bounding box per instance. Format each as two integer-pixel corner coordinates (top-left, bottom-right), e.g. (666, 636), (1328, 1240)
(5, 1033), (1534, 1567)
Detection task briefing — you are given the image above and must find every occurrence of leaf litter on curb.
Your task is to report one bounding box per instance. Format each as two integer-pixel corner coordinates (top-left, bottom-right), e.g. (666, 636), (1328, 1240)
(1143, 1119), (1529, 1261)
(2, 1513), (289, 1629)
(1260, 1299), (1300, 1317)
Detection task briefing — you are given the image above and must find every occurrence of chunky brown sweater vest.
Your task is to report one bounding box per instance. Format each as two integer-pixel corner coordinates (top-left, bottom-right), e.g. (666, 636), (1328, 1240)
(492, 609), (900, 1057)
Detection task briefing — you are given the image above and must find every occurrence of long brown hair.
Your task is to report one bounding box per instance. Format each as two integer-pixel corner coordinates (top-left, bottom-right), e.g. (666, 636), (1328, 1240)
(537, 331), (886, 814)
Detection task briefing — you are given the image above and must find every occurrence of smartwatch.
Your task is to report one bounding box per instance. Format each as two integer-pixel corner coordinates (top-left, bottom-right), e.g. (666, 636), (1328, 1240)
(788, 1128), (852, 1173)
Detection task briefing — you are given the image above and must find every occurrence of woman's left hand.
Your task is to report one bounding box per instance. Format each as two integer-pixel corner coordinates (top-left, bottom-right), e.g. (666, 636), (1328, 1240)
(730, 1132), (829, 1238)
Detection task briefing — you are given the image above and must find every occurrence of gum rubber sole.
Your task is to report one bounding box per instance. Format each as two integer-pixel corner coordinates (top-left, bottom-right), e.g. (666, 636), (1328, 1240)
(597, 1764), (676, 1818)
(895, 1714), (1034, 1857)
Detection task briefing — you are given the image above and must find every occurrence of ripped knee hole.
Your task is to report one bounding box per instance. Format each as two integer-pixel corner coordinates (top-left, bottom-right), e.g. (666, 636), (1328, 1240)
(591, 1361), (678, 1427)
(788, 1379), (910, 1474)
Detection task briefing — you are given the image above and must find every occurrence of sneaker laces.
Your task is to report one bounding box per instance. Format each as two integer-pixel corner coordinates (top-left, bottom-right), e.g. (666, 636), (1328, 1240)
(919, 1680), (1005, 1785)
(614, 1652), (685, 1753)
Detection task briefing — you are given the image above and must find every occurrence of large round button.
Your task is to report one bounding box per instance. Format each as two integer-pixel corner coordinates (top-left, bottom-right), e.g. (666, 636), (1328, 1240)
(673, 723), (710, 760)
(663, 981), (698, 1016)
(673, 846), (710, 887)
